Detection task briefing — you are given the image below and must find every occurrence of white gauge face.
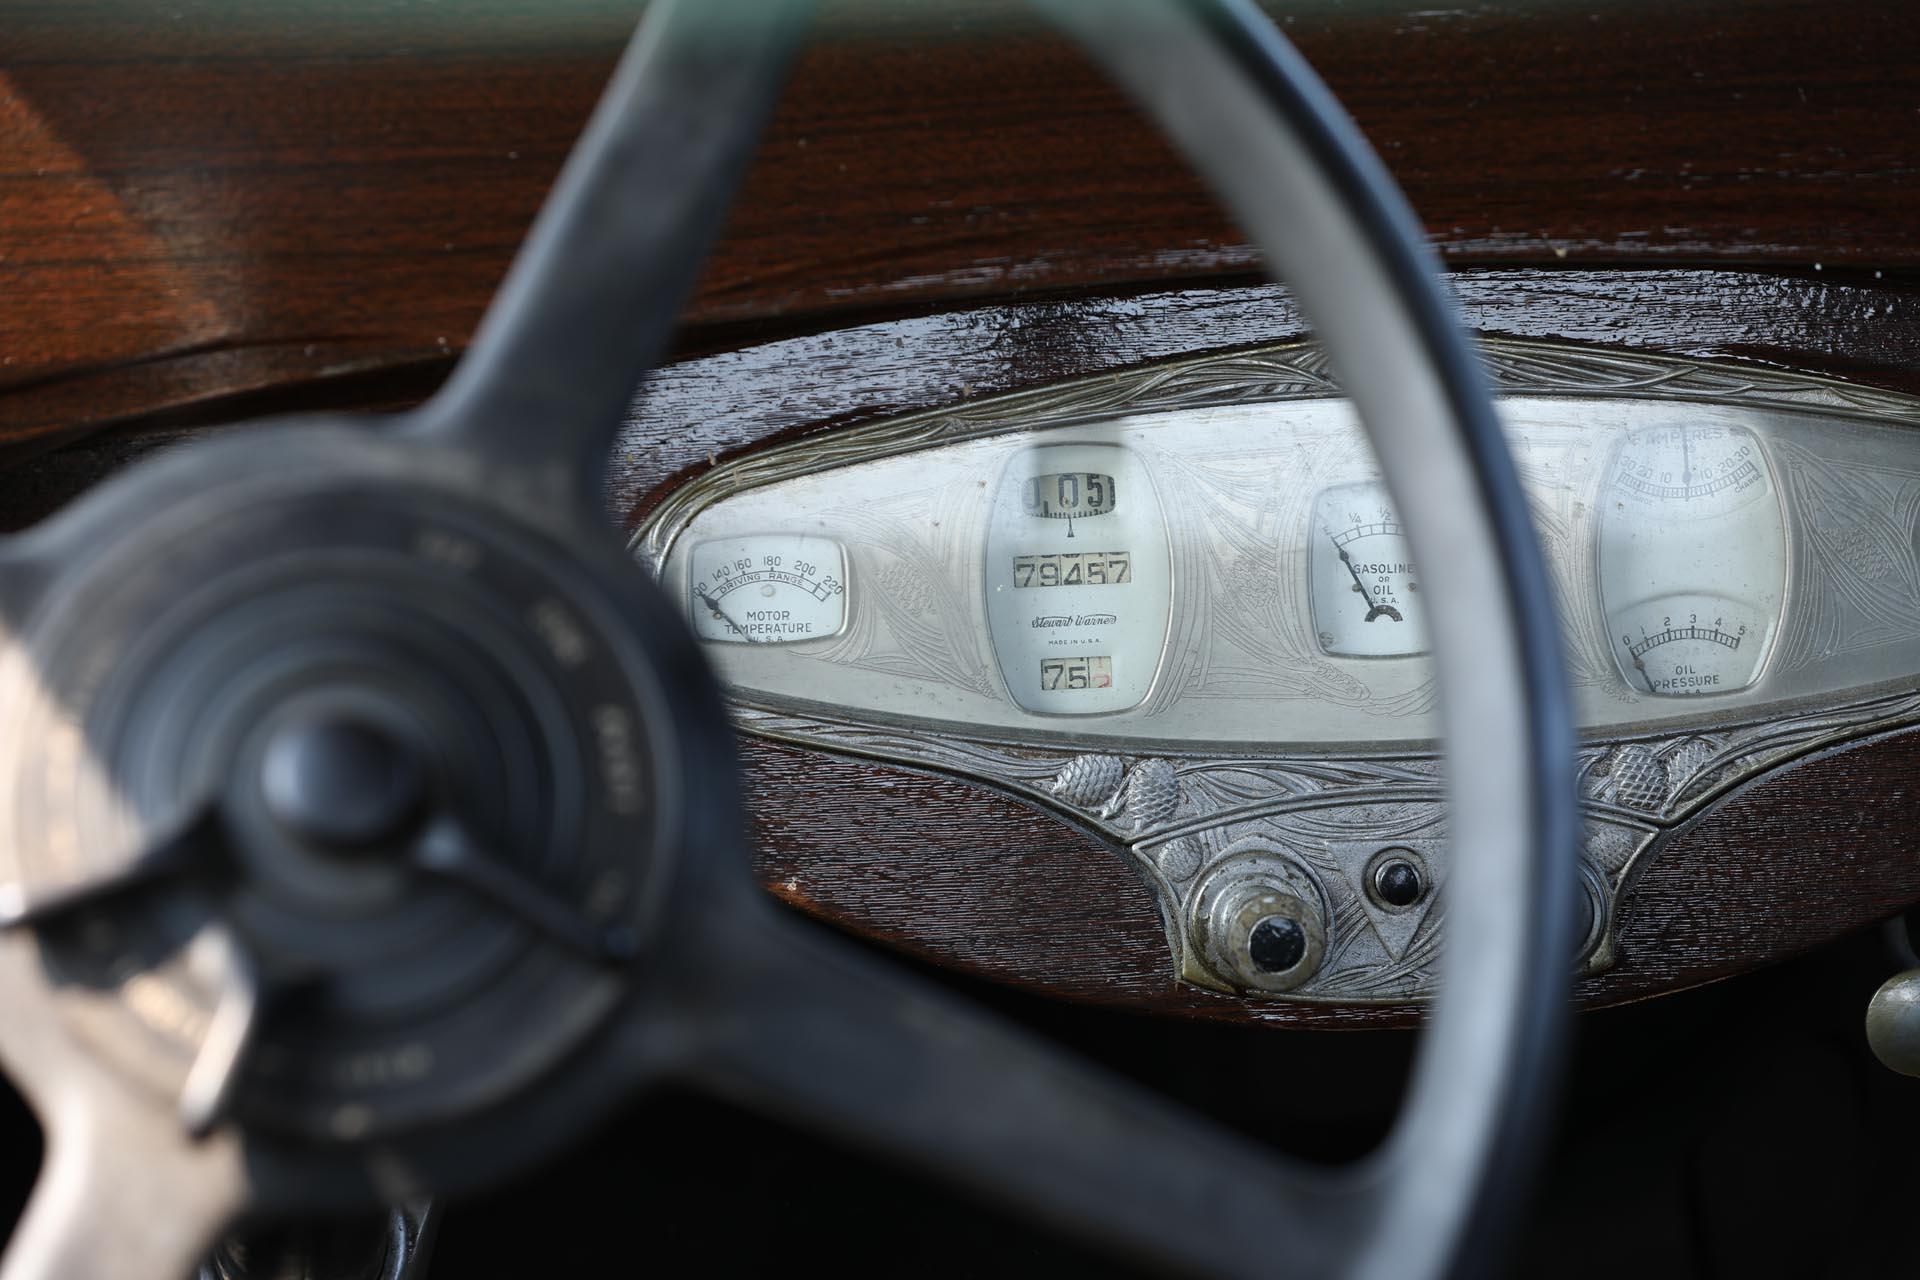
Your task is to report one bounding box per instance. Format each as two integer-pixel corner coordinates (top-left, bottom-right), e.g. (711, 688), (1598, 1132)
(687, 535), (847, 644)
(1611, 593), (1768, 696)
(984, 442), (1172, 714)
(1309, 480), (1429, 658)
(1598, 424), (1786, 696)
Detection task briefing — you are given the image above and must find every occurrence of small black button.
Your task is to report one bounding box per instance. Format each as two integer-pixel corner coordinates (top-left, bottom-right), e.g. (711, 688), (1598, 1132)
(1248, 915), (1307, 972)
(1374, 859), (1424, 908)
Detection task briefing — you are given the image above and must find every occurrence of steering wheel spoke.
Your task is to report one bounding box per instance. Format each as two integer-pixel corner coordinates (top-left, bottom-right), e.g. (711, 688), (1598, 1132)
(664, 900), (1363, 1275)
(408, 0), (811, 503)
(0, 801), (228, 931)
(0, 932), (251, 1280)
(408, 816), (637, 965)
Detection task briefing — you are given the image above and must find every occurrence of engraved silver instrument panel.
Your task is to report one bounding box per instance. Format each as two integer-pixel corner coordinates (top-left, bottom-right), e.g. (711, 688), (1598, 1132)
(635, 339), (1920, 1004)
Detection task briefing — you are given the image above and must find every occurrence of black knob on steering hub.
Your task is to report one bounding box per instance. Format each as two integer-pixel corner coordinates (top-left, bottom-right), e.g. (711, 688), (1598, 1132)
(261, 716), (427, 852)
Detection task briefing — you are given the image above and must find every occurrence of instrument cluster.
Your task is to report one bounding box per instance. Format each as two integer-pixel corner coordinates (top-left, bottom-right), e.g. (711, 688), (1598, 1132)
(644, 369), (1876, 752)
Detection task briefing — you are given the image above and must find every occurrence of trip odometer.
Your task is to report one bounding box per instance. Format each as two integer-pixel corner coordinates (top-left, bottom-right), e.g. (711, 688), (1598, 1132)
(687, 535), (847, 644)
(1598, 423), (1786, 697)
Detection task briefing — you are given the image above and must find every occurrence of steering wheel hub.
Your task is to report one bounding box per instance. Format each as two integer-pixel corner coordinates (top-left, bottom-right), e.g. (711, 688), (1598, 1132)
(0, 429), (684, 1150)
(260, 714), (429, 853)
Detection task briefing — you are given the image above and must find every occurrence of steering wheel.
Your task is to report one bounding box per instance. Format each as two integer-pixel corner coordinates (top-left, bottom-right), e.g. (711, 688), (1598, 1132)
(0, 2), (1575, 1277)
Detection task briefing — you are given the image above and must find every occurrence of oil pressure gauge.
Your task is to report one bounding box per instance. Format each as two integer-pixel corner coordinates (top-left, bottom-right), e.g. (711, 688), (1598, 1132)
(686, 534), (847, 644)
(1598, 423), (1786, 697)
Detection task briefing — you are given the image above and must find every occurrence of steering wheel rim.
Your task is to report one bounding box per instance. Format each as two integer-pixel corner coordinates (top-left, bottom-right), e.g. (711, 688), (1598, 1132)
(0, 3), (1575, 1279)
(1050, 2), (1581, 1272)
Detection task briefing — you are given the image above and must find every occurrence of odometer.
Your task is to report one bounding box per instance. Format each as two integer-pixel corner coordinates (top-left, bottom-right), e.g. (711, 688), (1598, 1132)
(1012, 551), (1132, 588)
(1039, 655), (1113, 690)
(1020, 471), (1117, 523)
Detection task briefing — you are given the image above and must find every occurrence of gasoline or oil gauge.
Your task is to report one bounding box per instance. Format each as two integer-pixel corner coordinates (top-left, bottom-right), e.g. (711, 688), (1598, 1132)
(1597, 423), (1786, 697)
(984, 442), (1172, 715)
(1309, 480), (1430, 658)
(686, 534), (847, 644)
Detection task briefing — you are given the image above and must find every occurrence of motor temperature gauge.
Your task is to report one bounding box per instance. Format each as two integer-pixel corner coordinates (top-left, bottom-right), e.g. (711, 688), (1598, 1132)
(687, 535), (847, 644)
(1598, 423), (1786, 697)
(1309, 480), (1429, 658)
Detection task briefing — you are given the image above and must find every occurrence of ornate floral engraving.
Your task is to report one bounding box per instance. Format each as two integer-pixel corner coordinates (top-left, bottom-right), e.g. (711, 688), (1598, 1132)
(738, 677), (1920, 1005)
(636, 337), (1920, 570)
(1772, 439), (1920, 670)
(798, 480), (1001, 699)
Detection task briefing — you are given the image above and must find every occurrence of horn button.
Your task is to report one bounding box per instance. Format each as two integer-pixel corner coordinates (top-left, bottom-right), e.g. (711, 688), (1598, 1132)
(0, 434), (671, 1169)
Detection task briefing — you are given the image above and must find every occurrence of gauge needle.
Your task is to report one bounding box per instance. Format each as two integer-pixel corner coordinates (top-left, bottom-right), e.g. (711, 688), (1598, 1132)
(1336, 544), (1404, 623)
(695, 588), (763, 643)
(1681, 428), (1693, 487)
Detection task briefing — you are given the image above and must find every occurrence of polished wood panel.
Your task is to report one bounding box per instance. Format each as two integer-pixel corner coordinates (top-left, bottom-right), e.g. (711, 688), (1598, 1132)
(1586, 726), (1920, 1007)
(4, 0), (1919, 448)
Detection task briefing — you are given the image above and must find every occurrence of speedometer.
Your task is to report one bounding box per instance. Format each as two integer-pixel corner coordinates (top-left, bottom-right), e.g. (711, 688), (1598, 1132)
(984, 442), (1172, 714)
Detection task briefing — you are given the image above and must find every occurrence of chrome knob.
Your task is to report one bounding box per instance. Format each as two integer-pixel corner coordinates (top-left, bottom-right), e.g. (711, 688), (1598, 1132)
(1201, 880), (1328, 994)
(1867, 968), (1920, 1077)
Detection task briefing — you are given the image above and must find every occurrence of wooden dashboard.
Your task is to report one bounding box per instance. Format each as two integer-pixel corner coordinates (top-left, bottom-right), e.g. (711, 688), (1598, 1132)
(5, 0), (1920, 1026)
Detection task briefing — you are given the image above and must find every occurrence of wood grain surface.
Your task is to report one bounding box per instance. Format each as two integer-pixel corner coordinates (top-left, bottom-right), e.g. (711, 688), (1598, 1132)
(612, 267), (1920, 528)
(5, 0), (1920, 447)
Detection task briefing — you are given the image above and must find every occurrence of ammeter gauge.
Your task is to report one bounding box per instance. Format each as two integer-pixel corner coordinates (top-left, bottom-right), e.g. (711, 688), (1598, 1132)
(686, 535), (847, 644)
(1597, 423), (1786, 697)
